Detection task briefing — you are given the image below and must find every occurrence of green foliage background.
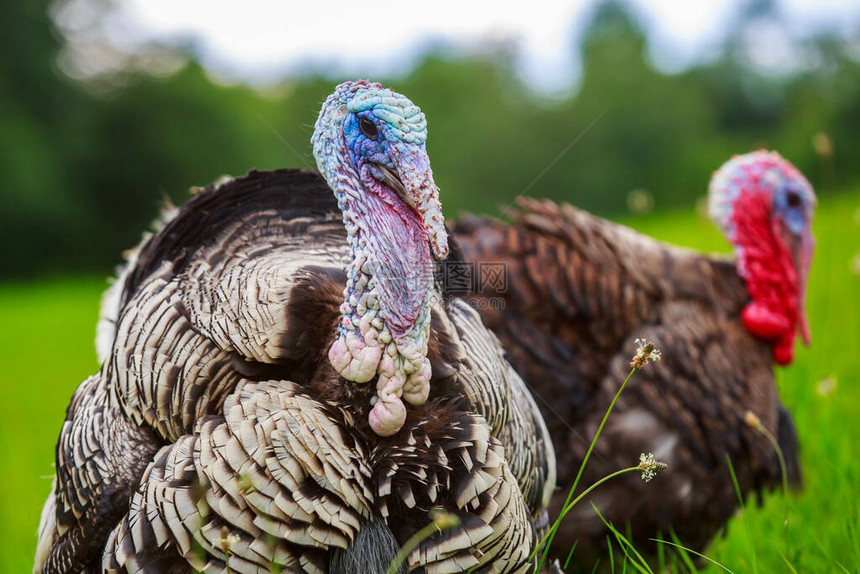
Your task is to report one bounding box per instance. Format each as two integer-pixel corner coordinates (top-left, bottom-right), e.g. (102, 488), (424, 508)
(2, 0), (860, 278)
(1, 0), (859, 571)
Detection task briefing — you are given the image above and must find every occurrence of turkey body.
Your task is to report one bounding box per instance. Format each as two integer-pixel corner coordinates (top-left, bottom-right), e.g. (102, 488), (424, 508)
(37, 170), (555, 573)
(454, 198), (802, 569)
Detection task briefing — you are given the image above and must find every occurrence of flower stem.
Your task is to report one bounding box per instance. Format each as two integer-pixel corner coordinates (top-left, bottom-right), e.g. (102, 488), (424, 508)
(558, 466), (639, 517)
(532, 366), (639, 568)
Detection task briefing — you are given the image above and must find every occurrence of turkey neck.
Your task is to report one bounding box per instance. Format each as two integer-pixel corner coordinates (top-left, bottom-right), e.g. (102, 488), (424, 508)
(335, 161), (433, 353)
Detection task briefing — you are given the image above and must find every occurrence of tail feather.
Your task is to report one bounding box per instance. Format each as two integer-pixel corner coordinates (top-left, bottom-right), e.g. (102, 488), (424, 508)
(95, 201), (179, 364)
(33, 479), (58, 574)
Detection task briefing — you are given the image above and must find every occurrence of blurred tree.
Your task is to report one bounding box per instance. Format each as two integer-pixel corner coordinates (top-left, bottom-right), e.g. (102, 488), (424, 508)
(543, 0), (718, 215)
(71, 63), (292, 266)
(705, 0), (791, 130)
(399, 52), (541, 216)
(777, 34), (860, 189)
(0, 0), (94, 277)
(0, 0), (858, 279)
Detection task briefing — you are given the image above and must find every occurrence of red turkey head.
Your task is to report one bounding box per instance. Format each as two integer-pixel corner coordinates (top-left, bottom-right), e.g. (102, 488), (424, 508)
(708, 150), (816, 365)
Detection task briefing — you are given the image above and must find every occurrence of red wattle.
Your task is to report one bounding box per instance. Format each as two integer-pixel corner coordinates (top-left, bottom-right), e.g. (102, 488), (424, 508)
(731, 188), (806, 366)
(773, 331), (795, 366)
(741, 302), (792, 340)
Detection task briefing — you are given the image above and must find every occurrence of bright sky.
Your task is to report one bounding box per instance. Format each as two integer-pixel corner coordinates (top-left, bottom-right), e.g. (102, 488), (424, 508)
(91, 0), (860, 92)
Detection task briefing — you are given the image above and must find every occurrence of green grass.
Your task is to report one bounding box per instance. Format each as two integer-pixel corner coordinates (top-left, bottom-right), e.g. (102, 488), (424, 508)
(0, 277), (105, 572)
(1, 190), (857, 573)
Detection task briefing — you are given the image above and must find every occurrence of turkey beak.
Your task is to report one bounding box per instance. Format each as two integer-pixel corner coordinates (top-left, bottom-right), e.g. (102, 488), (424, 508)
(386, 144), (449, 260)
(373, 164), (413, 208)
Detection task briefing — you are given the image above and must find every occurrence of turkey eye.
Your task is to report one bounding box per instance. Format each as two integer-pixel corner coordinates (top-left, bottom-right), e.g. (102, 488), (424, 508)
(786, 191), (802, 208)
(359, 117), (378, 139)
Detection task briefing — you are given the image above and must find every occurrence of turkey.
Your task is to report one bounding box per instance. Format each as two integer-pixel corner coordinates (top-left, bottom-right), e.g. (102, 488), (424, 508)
(453, 151), (814, 568)
(35, 81), (555, 573)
